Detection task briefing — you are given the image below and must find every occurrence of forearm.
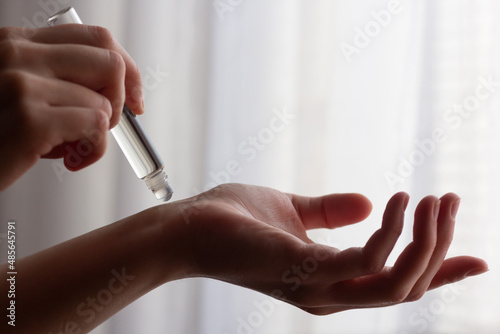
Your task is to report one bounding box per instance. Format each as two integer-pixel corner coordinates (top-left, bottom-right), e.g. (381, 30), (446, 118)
(1, 204), (188, 334)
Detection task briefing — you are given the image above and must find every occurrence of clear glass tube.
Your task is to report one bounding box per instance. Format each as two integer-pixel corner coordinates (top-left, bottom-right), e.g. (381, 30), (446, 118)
(48, 7), (173, 202)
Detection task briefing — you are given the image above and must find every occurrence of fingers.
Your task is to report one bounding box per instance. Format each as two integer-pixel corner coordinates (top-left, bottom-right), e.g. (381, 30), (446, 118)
(302, 256), (487, 316)
(31, 72), (113, 114)
(4, 30), (127, 128)
(0, 25), (140, 186)
(12, 72), (111, 167)
(29, 101), (110, 171)
(274, 192), (409, 308)
(386, 196), (441, 296)
(0, 69), (110, 166)
(30, 25), (144, 114)
(265, 191), (488, 314)
(428, 256), (489, 290)
(404, 193), (460, 300)
(289, 193), (372, 230)
(325, 192), (408, 282)
(326, 195), (441, 306)
(34, 44), (125, 128)
(47, 106), (110, 170)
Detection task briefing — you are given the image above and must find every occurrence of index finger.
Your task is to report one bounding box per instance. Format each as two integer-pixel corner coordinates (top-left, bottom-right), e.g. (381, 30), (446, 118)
(29, 25), (144, 115)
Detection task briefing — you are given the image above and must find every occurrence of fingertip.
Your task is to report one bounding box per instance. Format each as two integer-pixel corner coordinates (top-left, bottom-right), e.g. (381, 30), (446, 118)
(362, 193), (373, 212)
(292, 192), (374, 230)
(62, 141), (85, 171)
(122, 87), (144, 115)
(138, 97), (146, 115)
(126, 97), (145, 115)
(108, 105), (122, 129)
(414, 195), (440, 219)
(465, 267), (489, 277)
(335, 193), (373, 224)
(441, 192), (460, 200)
(467, 258), (489, 275)
(350, 193), (373, 218)
(438, 193), (461, 208)
(478, 258), (489, 269)
(428, 256), (489, 290)
(437, 193), (461, 219)
(381, 192), (409, 227)
(390, 191), (410, 207)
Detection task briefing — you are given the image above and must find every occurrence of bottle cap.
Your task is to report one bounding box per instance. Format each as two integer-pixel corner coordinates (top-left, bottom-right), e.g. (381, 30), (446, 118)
(144, 170), (174, 202)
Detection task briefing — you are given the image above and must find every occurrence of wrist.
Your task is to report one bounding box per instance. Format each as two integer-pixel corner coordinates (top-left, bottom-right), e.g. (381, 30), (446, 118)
(148, 202), (197, 283)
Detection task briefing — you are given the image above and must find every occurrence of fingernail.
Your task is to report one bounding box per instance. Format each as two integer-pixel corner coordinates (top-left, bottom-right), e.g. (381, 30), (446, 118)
(433, 200), (441, 221)
(465, 268), (489, 277)
(141, 97), (146, 112)
(450, 198), (461, 219)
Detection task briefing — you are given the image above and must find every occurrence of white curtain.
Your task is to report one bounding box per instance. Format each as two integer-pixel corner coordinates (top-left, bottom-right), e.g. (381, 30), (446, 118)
(0, 0), (498, 333)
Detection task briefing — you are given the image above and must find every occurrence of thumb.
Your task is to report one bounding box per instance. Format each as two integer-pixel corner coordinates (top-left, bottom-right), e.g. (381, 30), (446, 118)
(288, 193), (373, 230)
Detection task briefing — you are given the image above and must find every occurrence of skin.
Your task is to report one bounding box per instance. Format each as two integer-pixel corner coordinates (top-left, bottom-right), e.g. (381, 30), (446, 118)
(0, 26), (489, 333)
(0, 25), (144, 190)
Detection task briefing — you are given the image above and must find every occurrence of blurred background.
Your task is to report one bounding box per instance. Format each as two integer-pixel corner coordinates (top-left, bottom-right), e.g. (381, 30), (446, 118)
(0, 0), (499, 333)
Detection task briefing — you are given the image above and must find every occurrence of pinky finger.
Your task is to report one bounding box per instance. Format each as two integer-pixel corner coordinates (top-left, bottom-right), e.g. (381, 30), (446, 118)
(427, 256), (489, 290)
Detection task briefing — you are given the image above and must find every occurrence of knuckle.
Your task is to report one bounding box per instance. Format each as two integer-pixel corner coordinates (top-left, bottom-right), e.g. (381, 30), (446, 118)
(386, 223), (403, 239)
(107, 50), (126, 74)
(0, 73), (41, 149)
(0, 27), (12, 42)
(0, 40), (20, 70)
(440, 236), (453, 250)
(406, 291), (425, 302)
(0, 27), (32, 41)
(387, 285), (410, 304)
(88, 25), (115, 48)
(0, 27), (18, 42)
(364, 260), (384, 275)
(0, 70), (31, 107)
(101, 51), (126, 117)
(363, 251), (384, 275)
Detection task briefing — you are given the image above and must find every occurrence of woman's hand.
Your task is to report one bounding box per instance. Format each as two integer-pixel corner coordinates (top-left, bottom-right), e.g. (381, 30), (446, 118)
(4, 183), (488, 333)
(172, 184), (488, 314)
(0, 25), (144, 190)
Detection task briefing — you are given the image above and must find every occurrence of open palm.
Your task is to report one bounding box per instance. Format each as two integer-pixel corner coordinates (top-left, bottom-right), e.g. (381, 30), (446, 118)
(175, 184), (487, 314)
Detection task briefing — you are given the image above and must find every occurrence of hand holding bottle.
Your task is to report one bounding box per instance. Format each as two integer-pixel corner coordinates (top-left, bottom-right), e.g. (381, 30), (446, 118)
(0, 25), (144, 190)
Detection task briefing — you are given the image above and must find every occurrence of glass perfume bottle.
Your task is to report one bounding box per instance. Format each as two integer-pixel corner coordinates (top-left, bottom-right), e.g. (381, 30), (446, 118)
(48, 7), (173, 202)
